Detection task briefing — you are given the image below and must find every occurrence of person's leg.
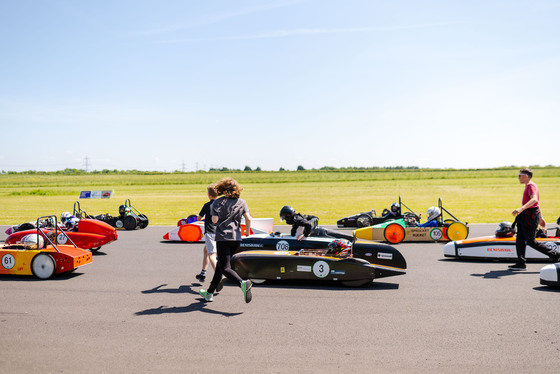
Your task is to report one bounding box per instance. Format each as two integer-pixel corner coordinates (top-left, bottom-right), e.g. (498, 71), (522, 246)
(217, 241), (243, 287)
(515, 220), (527, 266)
(525, 214), (558, 259)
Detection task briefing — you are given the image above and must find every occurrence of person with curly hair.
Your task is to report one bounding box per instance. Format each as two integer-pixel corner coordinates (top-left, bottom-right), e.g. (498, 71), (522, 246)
(199, 178), (254, 303)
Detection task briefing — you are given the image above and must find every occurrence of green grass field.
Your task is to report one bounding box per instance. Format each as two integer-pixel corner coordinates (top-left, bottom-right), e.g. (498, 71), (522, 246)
(1, 167), (559, 226)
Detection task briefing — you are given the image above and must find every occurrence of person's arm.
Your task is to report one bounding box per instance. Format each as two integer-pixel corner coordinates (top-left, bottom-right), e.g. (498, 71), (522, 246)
(243, 213), (252, 236)
(512, 194), (538, 216)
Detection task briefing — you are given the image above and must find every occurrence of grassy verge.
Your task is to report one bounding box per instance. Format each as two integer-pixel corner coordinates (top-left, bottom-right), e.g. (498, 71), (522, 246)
(1, 167), (559, 225)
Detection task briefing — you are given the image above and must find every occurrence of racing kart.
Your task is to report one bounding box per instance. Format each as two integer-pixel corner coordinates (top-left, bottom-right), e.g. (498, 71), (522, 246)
(232, 232), (407, 284)
(337, 196), (420, 228)
(162, 216), (274, 242)
(1, 216), (92, 280)
(74, 199), (149, 230)
(354, 198), (469, 244)
(540, 263), (560, 288)
(4, 216), (118, 252)
(444, 221), (560, 261)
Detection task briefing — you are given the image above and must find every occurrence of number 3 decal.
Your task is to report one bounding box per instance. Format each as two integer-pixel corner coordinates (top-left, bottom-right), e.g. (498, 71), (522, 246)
(313, 260), (330, 278)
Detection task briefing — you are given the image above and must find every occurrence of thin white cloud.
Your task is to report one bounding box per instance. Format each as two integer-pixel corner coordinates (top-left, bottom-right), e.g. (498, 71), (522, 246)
(156, 22), (459, 43)
(137, 0), (306, 36)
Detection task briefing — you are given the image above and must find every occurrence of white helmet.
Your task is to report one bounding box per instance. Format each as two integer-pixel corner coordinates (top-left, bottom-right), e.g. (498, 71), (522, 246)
(21, 234), (44, 249)
(61, 212), (72, 224)
(426, 207), (441, 221)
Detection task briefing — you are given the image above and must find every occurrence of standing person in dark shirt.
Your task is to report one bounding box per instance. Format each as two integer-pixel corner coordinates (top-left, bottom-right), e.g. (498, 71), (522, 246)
(279, 206), (353, 241)
(199, 178), (253, 303)
(195, 184), (218, 282)
(509, 168), (560, 270)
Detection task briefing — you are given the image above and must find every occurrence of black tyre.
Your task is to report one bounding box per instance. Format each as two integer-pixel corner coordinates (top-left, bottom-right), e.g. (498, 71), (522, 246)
(123, 215), (137, 230)
(341, 279), (373, 287)
(138, 214), (149, 229)
(356, 215), (372, 228)
(31, 253), (56, 279)
(90, 247), (101, 252)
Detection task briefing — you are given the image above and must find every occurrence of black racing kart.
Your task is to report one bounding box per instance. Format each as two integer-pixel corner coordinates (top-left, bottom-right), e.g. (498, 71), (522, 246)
(74, 199), (149, 230)
(337, 196), (420, 228)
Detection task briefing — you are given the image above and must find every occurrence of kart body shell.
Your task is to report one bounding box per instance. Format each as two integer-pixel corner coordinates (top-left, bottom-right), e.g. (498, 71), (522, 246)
(231, 250), (377, 287)
(162, 217), (274, 242)
(540, 263), (560, 288)
(5, 218), (118, 252)
(237, 233), (407, 280)
(444, 235), (560, 261)
(354, 198), (469, 244)
(74, 200), (149, 230)
(1, 216), (92, 279)
(337, 196), (420, 228)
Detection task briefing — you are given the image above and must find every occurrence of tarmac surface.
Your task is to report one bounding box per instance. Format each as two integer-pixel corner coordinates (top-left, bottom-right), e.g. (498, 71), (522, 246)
(1, 224), (559, 373)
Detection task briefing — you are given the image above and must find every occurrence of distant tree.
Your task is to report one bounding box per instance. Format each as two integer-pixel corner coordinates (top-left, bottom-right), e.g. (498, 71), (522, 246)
(297, 165), (305, 171)
(244, 166), (252, 171)
(279, 167), (285, 171)
(255, 166), (261, 171)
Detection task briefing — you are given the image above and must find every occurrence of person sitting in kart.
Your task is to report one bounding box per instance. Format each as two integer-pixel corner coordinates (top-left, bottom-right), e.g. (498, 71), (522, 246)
(410, 207), (441, 227)
(326, 239), (352, 258)
(496, 221), (516, 237)
(280, 206), (353, 241)
(382, 202), (401, 219)
(118, 205), (131, 218)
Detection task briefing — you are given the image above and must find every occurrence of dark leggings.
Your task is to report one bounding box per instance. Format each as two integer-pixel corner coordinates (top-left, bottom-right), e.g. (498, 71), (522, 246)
(515, 208), (554, 265)
(207, 241), (243, 293)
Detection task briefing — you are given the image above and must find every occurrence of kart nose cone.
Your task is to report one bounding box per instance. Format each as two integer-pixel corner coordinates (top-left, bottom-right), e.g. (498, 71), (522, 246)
(540, 263), (560, 287)
(443, 241), (456, 257)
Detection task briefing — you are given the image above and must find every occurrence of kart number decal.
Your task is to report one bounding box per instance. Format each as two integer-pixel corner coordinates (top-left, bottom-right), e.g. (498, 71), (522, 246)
(297, 265), (312, 272)
(2, 254), (15, 270)
(116, 220), (123, 228)
(57, 233), (67, 244)
(544, 242), (558, 252)
(313, 260), (330, 278)
(377, 252), (393, 260)
(276, 240), (290, 251)
(430, 228), (443, 241)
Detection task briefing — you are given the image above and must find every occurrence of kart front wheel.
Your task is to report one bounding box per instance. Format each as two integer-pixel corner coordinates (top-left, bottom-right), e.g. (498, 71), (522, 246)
(384, 223), (405, 244)
(31, 253), (56, 279)
(250, 279), (266, 284)
(356, 215), (372, 228)
(123, 216), (137, 230)
(341, 279), (373, 287)
(447, 222), (468, 241)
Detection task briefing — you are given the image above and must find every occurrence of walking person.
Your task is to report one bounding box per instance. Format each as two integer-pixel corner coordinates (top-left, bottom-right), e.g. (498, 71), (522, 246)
(195, 184), (218, 282)
(199, 178), (254, 303)
(509, 168), (560, 270)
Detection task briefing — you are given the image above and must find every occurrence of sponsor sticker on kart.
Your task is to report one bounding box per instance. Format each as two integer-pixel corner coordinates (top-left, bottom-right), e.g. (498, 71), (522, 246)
(430, 228), (443, 241)
(377, 252), (393, 260)
(313, 260), (330, 278)
(2, 254), (15, 270)
(330, 270), (345, 275)
(297, 265), (312, 272)
(276, 240), (290, 251)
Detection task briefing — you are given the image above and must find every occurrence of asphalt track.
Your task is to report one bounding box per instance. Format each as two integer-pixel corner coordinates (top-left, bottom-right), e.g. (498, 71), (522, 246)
(1, 224), (559, 373)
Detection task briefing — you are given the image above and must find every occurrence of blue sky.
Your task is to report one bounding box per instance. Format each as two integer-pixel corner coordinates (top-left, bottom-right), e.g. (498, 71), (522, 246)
(1, 0), (559, 172)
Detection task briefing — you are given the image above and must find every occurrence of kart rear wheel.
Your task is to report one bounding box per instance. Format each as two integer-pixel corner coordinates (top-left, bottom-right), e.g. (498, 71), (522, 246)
(356, 215), (372, 228)
(384, 223), (405, 244)
(31, 253), (56, 279)
(447, 222), (468, 241)
(90, 246), (101, 252)
(123, 215), (137, 230)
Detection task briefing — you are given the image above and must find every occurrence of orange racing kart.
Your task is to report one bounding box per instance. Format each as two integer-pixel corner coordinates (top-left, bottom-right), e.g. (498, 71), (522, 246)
(1, 216), (92, 279)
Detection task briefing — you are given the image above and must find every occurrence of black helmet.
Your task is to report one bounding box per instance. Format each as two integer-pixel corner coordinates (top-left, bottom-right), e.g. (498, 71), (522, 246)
(119, 204), (130, 216)
(496, 221), (515, 238)
(391, 202), (400, 213)
(280, 206), (295, 223)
